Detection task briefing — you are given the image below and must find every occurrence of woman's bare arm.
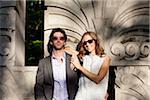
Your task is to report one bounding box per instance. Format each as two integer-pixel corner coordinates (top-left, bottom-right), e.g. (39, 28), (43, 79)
(64, 47), (79, 55)
(71, 55), (111, 84)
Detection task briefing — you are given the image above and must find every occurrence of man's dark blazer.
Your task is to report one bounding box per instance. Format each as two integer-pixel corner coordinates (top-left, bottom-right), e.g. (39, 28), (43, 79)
(34, 53), (79, 100)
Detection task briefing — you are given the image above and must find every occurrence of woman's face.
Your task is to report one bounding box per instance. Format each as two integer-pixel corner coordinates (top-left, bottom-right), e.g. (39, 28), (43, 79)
(82, 34), (96, 54)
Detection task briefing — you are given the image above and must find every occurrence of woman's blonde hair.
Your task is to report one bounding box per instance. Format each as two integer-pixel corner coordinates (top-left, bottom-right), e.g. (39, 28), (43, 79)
(76, 31), (105, 58)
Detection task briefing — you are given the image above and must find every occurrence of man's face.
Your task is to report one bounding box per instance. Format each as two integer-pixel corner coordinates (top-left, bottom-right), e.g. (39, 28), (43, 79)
(51, 32), (65, 50)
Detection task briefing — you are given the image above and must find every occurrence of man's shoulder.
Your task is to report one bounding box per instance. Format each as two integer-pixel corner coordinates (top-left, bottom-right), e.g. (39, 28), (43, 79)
(39, 56), (51, 63)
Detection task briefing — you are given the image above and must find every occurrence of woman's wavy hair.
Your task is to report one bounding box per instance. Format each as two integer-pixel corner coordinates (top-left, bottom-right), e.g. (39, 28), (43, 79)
(76, 31), (104, 58)
(47, 28), (67, 55)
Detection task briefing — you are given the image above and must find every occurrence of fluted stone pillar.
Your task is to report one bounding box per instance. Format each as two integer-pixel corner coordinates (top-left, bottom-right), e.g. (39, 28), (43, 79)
(0, 1), (25, 100)
(0, 2), (16, 66)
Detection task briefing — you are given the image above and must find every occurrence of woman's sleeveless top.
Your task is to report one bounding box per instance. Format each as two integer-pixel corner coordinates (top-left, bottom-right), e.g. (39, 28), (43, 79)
(75, 55), (109, 100)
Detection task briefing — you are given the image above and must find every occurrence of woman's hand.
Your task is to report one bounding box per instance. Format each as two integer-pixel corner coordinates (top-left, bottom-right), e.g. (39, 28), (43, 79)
(70, 55), (81, 70)
(64, 47), (79, 55)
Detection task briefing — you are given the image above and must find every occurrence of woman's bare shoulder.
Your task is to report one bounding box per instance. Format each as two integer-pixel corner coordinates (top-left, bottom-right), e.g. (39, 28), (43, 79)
(101, 54), (111, 61)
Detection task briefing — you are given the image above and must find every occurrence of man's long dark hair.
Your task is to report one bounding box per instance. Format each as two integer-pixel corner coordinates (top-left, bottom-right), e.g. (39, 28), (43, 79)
(47, 28), (67, 55)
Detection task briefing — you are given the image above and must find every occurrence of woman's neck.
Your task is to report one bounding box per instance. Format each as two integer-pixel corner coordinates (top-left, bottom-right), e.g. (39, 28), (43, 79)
(90, 50), (96, 56)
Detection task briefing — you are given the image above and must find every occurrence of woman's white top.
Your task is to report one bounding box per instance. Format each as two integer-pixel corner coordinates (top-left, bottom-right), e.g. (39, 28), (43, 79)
(75, 54), (109, 100)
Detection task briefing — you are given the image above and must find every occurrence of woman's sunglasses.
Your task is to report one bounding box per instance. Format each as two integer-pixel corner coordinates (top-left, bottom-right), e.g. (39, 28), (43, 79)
(83, 39), (94, 45)
(52, 36), (65, 41)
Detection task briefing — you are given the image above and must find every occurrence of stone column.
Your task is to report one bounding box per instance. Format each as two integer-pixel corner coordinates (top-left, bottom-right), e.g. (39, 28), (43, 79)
(0, 1), (16, 66)
(0, 1), (22, 100)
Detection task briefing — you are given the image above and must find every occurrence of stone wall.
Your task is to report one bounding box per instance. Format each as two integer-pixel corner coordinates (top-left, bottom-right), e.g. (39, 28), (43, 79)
(44, 0), (150, 100)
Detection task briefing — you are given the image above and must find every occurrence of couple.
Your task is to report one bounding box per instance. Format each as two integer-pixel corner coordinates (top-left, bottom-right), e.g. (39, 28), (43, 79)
(34, 28), (111, 100)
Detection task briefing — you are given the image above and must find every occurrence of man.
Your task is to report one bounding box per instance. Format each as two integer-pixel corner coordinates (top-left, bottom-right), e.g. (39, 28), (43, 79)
(34, 28), (79, 100)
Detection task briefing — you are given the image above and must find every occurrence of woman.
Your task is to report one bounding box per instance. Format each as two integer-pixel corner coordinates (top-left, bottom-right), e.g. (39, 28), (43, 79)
(66, 31), (111, 100)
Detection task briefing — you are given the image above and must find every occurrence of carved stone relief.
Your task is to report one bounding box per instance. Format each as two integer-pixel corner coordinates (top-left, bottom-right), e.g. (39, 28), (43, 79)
(115, 66), (150, 100)
(0, 67), (21, 100)
(0, 30), (15, 66)
(0, 7), (16, 66)
(0, 1), (23, 100)
(107, 31), (150, 65)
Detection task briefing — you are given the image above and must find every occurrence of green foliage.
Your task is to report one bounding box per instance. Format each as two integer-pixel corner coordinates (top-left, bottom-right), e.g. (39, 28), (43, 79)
(25, 0), (44, 66)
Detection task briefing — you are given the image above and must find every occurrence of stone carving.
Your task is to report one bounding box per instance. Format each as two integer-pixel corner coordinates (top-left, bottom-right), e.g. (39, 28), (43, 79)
(0, 1), (22, 100)
(0, 5), (16, 66)
(109, 32), (149, 64)
(0, 67), (21, 100)
(115, 66), (150, 100)
(111, 41), (149, 60)
(0, 30), (15, 66)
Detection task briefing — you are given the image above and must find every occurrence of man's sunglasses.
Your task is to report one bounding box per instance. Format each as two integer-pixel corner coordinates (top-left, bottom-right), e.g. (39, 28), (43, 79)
(83, 39), (95, 45)
(52, 36), (65, 41)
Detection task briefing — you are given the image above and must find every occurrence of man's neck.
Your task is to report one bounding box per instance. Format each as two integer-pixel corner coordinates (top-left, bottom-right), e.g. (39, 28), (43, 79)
(52, 49), (65, 58)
